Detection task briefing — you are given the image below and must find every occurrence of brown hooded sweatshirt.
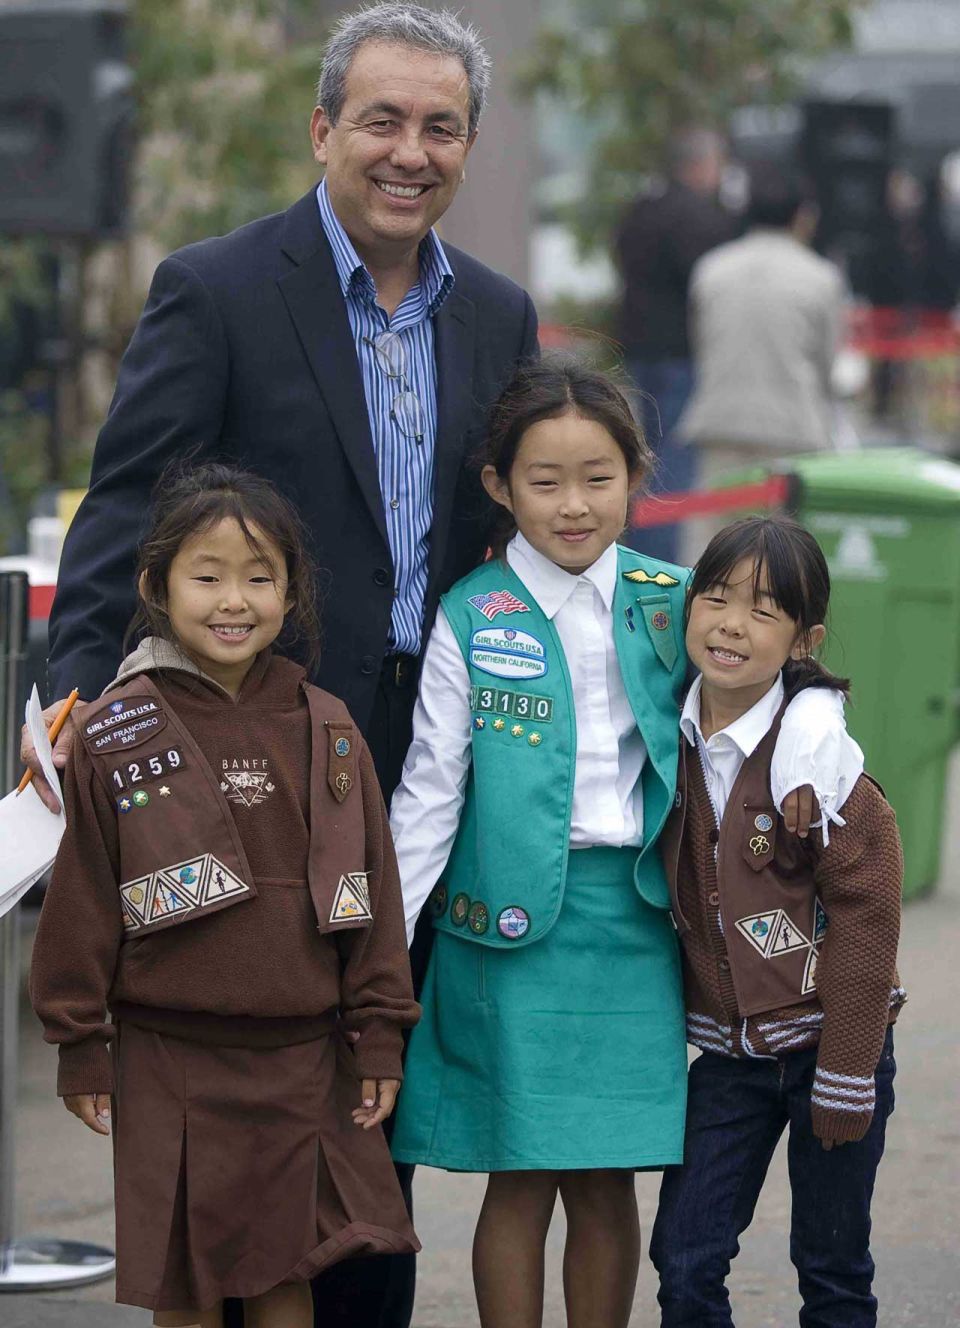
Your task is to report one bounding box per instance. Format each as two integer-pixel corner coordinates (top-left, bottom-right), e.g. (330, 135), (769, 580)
(30, 642), (419, 1097)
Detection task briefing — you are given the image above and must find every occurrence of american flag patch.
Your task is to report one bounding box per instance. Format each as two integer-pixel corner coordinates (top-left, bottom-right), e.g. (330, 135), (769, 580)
(467, 589), (531, 621)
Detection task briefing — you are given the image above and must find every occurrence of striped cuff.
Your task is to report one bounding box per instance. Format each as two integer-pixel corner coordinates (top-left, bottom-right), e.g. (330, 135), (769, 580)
(686, 1011), (735, 1056)
(810, 1066), (875, 1144)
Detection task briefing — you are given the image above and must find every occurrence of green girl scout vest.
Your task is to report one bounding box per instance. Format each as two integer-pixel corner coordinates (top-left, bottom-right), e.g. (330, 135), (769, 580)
(430, 546), (690, 949)
(80, 673), (372, 940)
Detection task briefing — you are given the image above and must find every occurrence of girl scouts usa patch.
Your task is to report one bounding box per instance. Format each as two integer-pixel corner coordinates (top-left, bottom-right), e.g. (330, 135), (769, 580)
(83, 697), (166, 753)
(469, 627), (547, 680)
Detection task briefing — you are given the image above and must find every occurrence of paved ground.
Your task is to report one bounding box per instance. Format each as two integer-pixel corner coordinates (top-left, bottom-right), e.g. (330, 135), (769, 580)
(5, 760), (960, 1326)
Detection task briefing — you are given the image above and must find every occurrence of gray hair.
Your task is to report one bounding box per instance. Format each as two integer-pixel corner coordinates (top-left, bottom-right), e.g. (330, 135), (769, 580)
(317, 3), (491, 137)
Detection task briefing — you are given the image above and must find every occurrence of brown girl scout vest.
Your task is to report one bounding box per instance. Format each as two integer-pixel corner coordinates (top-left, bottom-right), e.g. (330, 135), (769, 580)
(659, 703), (833, 1017)
(79, 674), (373, 939)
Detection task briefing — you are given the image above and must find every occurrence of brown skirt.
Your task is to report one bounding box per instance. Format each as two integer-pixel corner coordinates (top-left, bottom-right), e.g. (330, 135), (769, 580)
(111, 1022), (419, 1312)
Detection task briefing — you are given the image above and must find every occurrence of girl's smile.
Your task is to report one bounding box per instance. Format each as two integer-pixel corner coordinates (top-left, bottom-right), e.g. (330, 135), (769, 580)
(481, 410), (634, 576)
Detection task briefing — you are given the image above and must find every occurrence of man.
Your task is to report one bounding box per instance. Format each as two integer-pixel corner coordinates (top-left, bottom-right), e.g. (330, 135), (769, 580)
(22, 5), (537, 1325)
(615, 127), (736, 563)
(678, 164), (845, 561)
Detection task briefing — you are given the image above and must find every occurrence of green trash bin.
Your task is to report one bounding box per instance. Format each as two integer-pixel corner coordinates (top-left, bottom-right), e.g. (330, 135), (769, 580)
(719, 448), (960, 897)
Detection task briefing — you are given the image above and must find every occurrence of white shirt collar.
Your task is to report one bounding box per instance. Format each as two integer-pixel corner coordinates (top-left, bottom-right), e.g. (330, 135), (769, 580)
(680, 672), (785, 755)
(506, 531), (618, 618)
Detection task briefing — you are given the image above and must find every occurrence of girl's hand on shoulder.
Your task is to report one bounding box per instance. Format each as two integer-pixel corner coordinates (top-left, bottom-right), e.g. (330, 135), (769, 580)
(63, 1093), (111, 1135)
(352, 1079), (400, 1130)
(782, 784), (815, 838)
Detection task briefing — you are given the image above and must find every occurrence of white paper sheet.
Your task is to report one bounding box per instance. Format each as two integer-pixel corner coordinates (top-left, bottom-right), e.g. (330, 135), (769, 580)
(0, 686), (67, 917)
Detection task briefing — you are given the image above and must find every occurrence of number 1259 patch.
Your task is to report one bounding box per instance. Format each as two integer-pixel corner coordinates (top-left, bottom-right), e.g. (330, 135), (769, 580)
(111, 747), (185, 793)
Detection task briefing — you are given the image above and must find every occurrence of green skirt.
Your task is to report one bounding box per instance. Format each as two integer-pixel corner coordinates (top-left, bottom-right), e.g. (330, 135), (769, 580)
(392, 846), (687, 1172)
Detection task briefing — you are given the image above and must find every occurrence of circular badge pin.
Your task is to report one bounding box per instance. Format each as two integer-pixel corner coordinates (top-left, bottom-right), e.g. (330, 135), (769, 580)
(474, 716), (486, 730)
(493, 717), (506, 731)
(528, 732), (542, 746)
(651, 611), (670, 631)
(468, 901), (490, 935)
(497, 905), (530, 940)
(451, 892), (470, 927)
(754, 813), (773, 833)
(511, 724), (524, 738)
(430, 884), (448, 918)
(132, 790), (149, 808)
(118, 797), (132, 814)
(335, 737), (351, 758)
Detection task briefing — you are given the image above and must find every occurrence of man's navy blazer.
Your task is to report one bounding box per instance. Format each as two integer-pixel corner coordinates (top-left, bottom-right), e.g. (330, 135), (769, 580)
(48, 188), (539, 728)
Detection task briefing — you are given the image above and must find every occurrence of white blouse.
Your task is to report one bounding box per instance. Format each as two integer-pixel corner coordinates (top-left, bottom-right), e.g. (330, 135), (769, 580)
(390, 534), (863, 943)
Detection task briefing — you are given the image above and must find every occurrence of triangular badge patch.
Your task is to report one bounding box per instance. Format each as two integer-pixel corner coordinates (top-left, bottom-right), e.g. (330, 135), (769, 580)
(151, 878), (192, 921)
(199, 855), (250, 904)
(156, 857), (206, 907)
(330, 872), (372, 923)
(802, 946), (819, 995)
(119, 876), (152, 930)
(735, 910), (781, 957)
(769, 915), (810, 955)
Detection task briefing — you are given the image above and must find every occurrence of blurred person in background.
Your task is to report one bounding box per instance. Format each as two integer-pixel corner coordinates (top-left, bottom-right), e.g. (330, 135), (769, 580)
(614, 127), (737, 562)
(678, 163), (845, 562)
(20, 5), (538, 1327)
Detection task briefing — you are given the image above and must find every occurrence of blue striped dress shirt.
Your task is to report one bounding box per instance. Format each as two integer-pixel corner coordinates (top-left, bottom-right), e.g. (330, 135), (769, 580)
(316, 179), (455, 656)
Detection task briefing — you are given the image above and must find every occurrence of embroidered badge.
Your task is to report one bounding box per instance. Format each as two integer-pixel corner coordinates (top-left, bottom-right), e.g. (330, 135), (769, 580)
(335, 737), (351, 757)
(469, 627), (547, 681)
(802, 946), (819, 994)
(468, 901), (490, 935)
(84, 697), (166, 754)
(622, 568), (681, 587)
(467, 589), (531, 620)
(474, 716), (486, 730)
(118, 797), (133, 814)
(132, 790), (149, 808)
(329, 873), (372, 923)
(754, 813), (774, 832)
(220, 760), (276, 808)
(749, 834), (771, 856)
(528, 732), (542, 746)
(651, 611), (670, 631)
(511, 724), (524, 738)
(119, 854), (250, 933)
(813, 898), (828, 943)
(451, 893), (470, 927)
(430, 883), (449, 918)
(497, 905), (530, 940)
(493, 718), (506, 731)
(735, 909), (809, 959)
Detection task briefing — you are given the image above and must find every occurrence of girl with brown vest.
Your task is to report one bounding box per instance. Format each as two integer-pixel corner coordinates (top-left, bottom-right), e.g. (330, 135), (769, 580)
(30, 464), (420, 1328)
(651, 514), (904, 1328)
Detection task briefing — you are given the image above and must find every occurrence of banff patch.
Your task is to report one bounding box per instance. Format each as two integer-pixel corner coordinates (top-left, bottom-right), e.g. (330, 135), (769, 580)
(330, 872), (372, 923)
(469, 627), (547, 680)
(118, 852), (250, 934)
(84, 697), (166, 754)
(467, 589), (531, 621)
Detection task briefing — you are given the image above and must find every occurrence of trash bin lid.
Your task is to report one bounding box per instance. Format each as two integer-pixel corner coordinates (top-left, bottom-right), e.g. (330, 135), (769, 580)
(787, 448), (960, 512)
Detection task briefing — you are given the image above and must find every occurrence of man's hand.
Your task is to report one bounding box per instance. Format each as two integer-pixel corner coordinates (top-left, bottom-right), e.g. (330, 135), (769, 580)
(63, 1093), (111, 1135)
(781, 783), (816, 839)
(352, 1079), (400, 1131)
(19, 697), (88, 813)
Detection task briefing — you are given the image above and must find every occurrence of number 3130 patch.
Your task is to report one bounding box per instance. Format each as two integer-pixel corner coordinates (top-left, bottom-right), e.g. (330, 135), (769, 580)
(111, 747), (185, 793)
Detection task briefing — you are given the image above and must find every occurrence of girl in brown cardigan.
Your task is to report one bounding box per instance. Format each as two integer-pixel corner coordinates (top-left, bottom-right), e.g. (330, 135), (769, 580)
(651, 515), (903, 1328)
(31, 464), (419, 1327)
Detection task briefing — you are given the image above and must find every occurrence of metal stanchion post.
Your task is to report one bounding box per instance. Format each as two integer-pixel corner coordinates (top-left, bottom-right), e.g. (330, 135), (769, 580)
(0, 571), (115, 1289)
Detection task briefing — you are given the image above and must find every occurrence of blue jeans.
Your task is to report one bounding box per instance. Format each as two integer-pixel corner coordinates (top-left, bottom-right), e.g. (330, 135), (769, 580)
(625, 357), (697, 566)
(650, 1029), (896, 1327)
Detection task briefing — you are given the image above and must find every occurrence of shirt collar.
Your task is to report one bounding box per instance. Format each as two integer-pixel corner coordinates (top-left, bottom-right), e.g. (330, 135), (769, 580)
(316, 178), (454, 313)
(680, 672), (785, 755)
(506, 532), (618, 619)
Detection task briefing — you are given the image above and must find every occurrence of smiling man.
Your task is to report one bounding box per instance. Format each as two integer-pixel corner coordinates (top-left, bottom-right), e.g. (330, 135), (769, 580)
(27, 7), (537, 1328)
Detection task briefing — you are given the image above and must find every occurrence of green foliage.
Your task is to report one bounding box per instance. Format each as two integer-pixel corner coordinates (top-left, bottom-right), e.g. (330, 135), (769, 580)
(131, 0), (324, 249)
(520, 0), (864, 253)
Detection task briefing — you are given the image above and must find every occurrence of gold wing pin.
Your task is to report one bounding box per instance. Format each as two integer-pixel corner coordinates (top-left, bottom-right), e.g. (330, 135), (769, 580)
(622, 568), (681, 587)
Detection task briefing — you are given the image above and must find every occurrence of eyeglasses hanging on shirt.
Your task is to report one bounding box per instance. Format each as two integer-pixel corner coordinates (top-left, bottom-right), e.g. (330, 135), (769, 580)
(363, 331), (427, 445)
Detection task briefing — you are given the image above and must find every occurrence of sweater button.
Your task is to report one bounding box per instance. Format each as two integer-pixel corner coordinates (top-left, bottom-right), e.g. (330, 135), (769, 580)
(718, 958), (730, 972)
(708, 891), (720, 907)
(359, 655), (377, 675)
(709, 828), (720, 845)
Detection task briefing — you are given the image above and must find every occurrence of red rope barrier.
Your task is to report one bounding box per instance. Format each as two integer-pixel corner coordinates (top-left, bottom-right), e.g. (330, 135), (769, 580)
(631, 474), (790, 529)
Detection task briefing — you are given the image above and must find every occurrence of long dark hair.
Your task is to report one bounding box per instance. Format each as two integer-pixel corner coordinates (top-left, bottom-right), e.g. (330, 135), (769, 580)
(482, 355), (655, 555)
(688, 514), (850, 698)
(126, 461), (322, 673)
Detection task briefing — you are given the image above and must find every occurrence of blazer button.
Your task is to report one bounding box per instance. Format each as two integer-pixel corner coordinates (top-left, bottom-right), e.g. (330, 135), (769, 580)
(708, 891), (720, 907)
(359, 655), (377, 675)
(373, 568), (391, 587)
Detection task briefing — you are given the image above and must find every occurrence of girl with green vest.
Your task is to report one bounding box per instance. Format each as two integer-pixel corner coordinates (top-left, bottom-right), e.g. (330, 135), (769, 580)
(388, 360), (859, 1328)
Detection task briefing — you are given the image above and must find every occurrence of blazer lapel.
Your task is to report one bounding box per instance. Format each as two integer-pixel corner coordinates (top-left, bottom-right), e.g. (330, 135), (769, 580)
(428, 286), (477, 591)
(276, 192), (389, 549)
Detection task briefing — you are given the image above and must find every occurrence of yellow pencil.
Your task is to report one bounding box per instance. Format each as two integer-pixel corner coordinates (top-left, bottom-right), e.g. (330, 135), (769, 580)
(16, 687), (80, 795)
